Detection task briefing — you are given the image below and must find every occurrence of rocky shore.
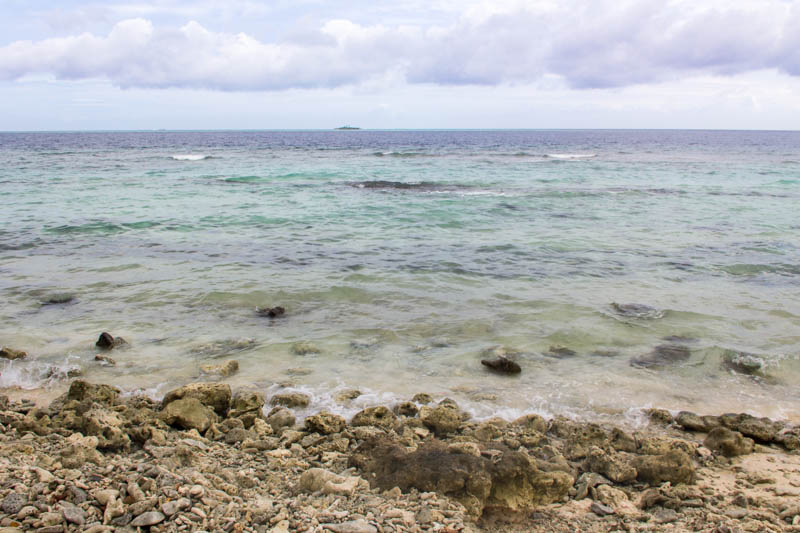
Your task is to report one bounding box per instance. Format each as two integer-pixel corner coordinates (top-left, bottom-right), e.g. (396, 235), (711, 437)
(1, 380), (799, 533)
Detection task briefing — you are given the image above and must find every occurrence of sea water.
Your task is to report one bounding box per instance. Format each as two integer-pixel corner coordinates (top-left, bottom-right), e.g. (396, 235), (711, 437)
(1, 130), (798, 423)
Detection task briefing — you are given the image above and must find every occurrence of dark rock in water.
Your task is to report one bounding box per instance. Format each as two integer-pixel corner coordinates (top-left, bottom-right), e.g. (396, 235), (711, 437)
(257, 306), (285, 318)
(545, 345), (577, 358)
(721, 350), (766, 376)
(611, 302), (664, 319)
(481, 357), (521, 374)
(630, 344), (691, 369)
(0, 346), (27, 360)
(42, 293), (75, 305)
(662, 335), (698, 343)
(94, 354), (116, 366)
(703, 427), (754, 457)
(95, 332), (127, 350)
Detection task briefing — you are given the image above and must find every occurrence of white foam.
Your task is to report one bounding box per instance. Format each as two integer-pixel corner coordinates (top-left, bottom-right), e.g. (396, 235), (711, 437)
(546, 153), (597, 160)
(170, 154), (211, 161)
(0, 356), (81, 390)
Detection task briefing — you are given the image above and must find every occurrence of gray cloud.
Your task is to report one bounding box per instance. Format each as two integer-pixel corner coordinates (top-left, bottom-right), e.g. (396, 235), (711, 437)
(2, 0), (799, 90)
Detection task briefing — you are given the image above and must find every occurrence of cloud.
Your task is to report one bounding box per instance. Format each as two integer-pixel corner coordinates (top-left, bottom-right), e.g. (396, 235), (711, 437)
(2, 0), (800, 91)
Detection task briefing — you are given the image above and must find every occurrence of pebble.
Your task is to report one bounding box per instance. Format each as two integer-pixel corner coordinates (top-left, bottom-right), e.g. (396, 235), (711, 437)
(130, 511), (166, 527)
(322, 519), (378, 533)
(0, 494), (26, 515)
(590, 502), (615, 516)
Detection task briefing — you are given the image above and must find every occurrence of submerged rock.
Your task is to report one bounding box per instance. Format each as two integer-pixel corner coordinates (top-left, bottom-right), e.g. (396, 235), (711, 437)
(42, 292), (75, 305)
(0, 347), (27, 360)
(545, 345), (577, 358)
(480, 357), (521, 374)
(200, 359), (239, 377)
(611, 302), (664, 319)
(722, 350), (767, 376)
(94, 354), (116, 366)
(630, 344), (691, 369)
(270, 392), (310, 409)
(95, 332), (127, 350)
(291, 341), (321, 355)
(257, 306), (285, 318)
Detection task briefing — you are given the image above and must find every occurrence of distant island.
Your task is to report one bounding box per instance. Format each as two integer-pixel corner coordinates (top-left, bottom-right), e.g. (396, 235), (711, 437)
(335, 125), (361, 130)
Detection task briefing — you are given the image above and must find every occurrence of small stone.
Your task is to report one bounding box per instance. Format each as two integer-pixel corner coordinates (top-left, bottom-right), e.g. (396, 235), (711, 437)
(129, 511), (166, 527)
(545, 345), (577, 358)
(189, 485), (205, 498)
(653, 508), (679, 523)
(590, 502), (615, 516)
(725, 507), (748, 519)
(305, 412), (346, 435)
(61, 505), (85, 525)
(322, 519), (377, 533)
(1, 494), (27, 515)
(161, 498), (190, 517)
(94, 354), (116, 365)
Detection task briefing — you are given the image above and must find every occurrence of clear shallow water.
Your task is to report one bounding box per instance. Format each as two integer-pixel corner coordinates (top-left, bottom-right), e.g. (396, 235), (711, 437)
(1, 130), (799, 423)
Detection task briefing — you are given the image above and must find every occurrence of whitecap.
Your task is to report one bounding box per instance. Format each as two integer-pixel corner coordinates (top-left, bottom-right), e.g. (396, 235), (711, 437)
(545, 153), (597, 160)
(170, 154), (211, 161)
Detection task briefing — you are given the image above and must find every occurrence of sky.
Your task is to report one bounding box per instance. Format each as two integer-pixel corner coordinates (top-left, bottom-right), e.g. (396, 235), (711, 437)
(1, 0), (800, 130)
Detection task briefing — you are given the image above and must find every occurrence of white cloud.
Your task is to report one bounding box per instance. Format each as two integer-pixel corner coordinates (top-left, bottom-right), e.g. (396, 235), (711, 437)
(2, 0), (800, 91)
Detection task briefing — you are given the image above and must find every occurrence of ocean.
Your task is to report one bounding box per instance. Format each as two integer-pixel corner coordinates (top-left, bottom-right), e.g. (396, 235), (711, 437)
(1, 129), (798, 424)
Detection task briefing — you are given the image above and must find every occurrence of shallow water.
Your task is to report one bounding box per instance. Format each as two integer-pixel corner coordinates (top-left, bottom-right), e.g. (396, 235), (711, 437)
(1, 130), (799, 423)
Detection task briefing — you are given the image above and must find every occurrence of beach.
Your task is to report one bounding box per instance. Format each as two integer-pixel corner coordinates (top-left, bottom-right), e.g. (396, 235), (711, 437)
(1, 380), (799, 532)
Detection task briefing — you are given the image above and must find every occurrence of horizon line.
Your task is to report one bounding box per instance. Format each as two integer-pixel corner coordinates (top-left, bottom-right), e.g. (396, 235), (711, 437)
(2, 127), (800, 133)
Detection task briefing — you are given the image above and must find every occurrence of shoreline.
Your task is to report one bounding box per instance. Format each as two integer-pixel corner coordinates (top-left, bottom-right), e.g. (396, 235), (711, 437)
(1, 380), (799, 532)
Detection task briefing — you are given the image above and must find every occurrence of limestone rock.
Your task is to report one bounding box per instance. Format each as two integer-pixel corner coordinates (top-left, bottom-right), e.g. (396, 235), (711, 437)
(270, 392), (310, 409)
(162, 382), (231, 416)
(703, 427), (754, 457)
(351, 406), (397, 430)
(718, 413), (782, 443)
(65, 380), (120, 406)
(298, 468), (368, 496)
(586, 447), (637, 483)
(1, 493), (27, 515)
(129, 511), (165, 527)
(512, 414), (547, 434)
(291, 341), (321, 355)
(160, 498), (191, 517)
(305, 412), (346, 435)
(266, 407), (296, 432)
(419, 403), (463, 436)
(632, 450), (695, 485)
(411, 393), (433, 404)
(161, 397), (217, 432)
(322, 520), (377, 533)
(229, 390), (265, 423)
(675, 411), (720, 433)
(200, 359), (239, 377)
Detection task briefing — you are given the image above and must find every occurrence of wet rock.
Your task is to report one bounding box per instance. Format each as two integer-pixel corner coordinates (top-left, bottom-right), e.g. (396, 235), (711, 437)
(229, 390), (265, 425)
(611, 302), (664, 319)
(266, 407), (296, 432)
(703, 427), (754, 457)
(291, 341), (321, 355)
(161, 397), (217, 432)
(305, 412), (346, 435)
(631, 450), (695, 485)
(162, 382), (231, 416)
(199, 359), (239, 377)
(722, 350), (766, 376)
(512, 414), (548, 434)
(65, 380), (120, 405)
(129, 511), (165, 527)
(94, 354), (116, 366)
(270, 392), (310, 409)
(480, 357), (521, 374)
(351, 439), (571, 517)
(352, 406), (398, 430)
(1, 493), (27, 515)
(675, 411), (720, 433)
(412, 393), (433, 404)
(420, 403), (463, 436)
(42, 292), (75, 305)
(334, 389), (362, 403)
(95, 332), (127, 350)
(256, 306), (285, 318)
(630, 344), (691, 369)
(718, 413), (782, 442)
(299, 468), (369, 496)
(545, 345), (577, 358)
(0, 347), (27, 360)
(646, 408), (674, 425)
(394, 401), (419, 417)
(322, 520), (377, 533)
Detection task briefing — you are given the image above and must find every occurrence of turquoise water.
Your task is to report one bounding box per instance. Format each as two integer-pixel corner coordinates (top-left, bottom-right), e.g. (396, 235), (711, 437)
(1, 130), (799, 422)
